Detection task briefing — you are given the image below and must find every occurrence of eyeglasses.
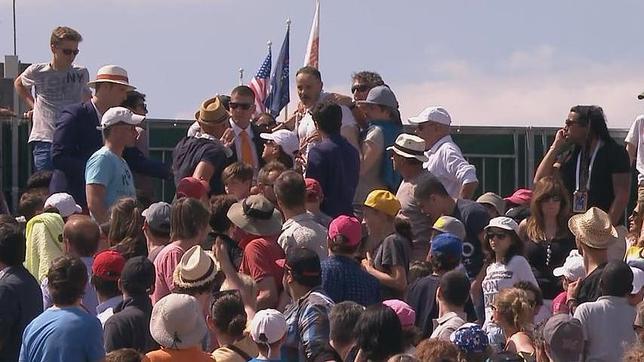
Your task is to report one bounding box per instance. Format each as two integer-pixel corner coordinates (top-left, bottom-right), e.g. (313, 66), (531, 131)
(60, 48), (79, 56)
(486, 232), (508, 240)
(351, 84), (370, 94)
(230, 102), (252, 110)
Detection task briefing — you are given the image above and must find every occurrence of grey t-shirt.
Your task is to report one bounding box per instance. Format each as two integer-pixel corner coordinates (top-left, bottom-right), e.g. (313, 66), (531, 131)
(373, 232), (411, 299)
(21, 63), (90, 143)
(354, 125), (386, 205)
(396, 170), (433, 261)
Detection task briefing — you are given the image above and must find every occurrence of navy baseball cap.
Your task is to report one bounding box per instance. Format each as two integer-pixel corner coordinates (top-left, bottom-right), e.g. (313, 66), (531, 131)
(430, 233), (463, 261)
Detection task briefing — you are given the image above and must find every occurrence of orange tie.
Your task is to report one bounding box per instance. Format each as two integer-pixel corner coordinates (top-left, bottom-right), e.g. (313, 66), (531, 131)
(240, 129), (254, 168)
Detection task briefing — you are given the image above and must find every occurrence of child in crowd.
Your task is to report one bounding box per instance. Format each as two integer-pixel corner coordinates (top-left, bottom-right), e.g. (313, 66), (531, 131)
(304, 178), (333, 228)
(249, 309), (288, 362)
(550, 249), (585, 314)
(222, 162), (253, 200)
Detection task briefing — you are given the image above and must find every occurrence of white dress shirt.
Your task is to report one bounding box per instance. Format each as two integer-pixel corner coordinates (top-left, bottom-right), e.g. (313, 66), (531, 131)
(230, 118), (259, 169)
(423, 135), (478, 198)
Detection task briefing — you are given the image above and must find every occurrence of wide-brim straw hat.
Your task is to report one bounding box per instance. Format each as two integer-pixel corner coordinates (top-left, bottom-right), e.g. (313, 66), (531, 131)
(87, 65), (136, 90)
(227, 195), (283, 236)
(172, 245), (218, 289)
(568, 207), (618, 249)
(195, 96), (229, 125)
(150, 294), (207, 349)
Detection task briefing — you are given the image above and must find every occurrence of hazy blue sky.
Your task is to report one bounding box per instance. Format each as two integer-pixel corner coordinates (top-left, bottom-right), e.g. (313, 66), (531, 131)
(2, 0), (644, 127)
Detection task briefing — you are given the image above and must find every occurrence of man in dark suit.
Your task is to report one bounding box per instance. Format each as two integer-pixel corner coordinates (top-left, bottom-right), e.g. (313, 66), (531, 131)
(0, 221), (43, 361)
(50, 65), (135, 208)
(227, 85), (266, 173)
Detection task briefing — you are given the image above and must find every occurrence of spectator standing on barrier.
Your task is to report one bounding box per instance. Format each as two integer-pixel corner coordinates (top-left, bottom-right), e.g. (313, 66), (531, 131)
(85, 107), (143, 224)
(349, 71), (385, 129)
(51, 65), (135, 208)
(305, 102), (360, 218)
(14, 26), (90, 172)
(226, 86), (266, 173)
(409, 106), (479, 199)
(535, 105), (630, 228)
(172, 96), (232, 196)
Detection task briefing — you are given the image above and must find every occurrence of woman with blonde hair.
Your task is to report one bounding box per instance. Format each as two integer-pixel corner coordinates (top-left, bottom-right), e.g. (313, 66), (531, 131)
(519, 176), (575, 301)
(492, 288), (536, 360)
(108, 197), (147, 259)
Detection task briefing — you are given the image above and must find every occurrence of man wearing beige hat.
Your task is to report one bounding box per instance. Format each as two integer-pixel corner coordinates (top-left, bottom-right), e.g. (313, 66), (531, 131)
(476, 192), (505, 218)
(566, 207), (616, 310)
(389, 133), (433, 261)
(51, 65), (135, 208)
(409, 106), (478, 199)
(172, 96), (233, 196)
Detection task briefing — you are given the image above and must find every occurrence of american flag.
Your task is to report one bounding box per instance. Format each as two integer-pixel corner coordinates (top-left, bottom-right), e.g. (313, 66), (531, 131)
(249, 47), (271, 115)
(304, 0), (320, 68)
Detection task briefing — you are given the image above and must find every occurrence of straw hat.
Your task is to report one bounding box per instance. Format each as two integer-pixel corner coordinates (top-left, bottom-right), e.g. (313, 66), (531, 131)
(227, 195), (283, 236)
(568, 207), (617, 249)
(386, 133), (429, 162)
(172, 245), (218, 289)
(195, 96), (229, 125)
(87, 65), (136, 90)
(150, 294), (207, 349)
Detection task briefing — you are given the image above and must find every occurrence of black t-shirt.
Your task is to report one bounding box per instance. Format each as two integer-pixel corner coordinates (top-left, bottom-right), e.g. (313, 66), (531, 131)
(172, 137), (230, 195)
(451, 199), (491, 279)
(559, 140), (630, 222)
(373, 232), (411, 300)
(577, 262), (607, 305)
(524, 234), (576, 300)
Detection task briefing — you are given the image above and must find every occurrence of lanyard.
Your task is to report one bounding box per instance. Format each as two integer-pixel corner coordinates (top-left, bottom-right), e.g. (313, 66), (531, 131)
(575, 140), (602, 191)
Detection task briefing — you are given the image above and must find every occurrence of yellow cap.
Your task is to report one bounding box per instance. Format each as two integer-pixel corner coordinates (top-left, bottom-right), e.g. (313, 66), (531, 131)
(364, 190), (401, 217)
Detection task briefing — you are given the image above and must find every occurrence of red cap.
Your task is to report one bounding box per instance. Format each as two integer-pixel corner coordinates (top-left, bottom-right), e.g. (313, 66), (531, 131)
(92, 250), (126, 281)
(176, 177), (209, 200)
(328, 215), (362, 247)
(504, 188), (532, 205)
(304, 178), (324, 200)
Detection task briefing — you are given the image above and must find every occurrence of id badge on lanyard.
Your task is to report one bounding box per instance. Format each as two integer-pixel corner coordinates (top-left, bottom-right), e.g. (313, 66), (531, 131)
(573, 141), (601, 213)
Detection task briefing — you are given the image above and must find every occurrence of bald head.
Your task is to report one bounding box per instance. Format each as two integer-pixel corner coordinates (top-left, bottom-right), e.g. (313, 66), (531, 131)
(64, 215), (100, 257)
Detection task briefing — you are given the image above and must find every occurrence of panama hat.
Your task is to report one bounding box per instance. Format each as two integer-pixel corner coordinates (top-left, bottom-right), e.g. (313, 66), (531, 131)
(386, 133), (429, 162)
(568, 207), (618, 249)
(172, 245), (218, 289)
(87, 65), (135, 90)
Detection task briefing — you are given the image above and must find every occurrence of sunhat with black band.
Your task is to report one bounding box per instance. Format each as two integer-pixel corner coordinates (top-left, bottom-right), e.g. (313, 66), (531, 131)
(195, 96), (230, 125)
(227, 194), (283, 236)
(172, 245), (218, 289)
(386, 133), (429, 162)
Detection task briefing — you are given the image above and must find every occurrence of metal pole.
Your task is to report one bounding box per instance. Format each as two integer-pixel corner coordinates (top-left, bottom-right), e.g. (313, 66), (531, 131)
(12, 0), (17, 55)
(238, 68), (244, 85)
(5, 55), (20, 212)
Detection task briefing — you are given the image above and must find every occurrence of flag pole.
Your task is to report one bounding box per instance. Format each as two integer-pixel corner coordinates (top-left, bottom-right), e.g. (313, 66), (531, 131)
(238, 68), (244, 85)
(284, 18), (291, 123)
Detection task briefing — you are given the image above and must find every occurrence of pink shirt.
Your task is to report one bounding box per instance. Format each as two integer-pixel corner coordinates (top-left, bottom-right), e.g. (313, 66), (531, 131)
(152, 242), (185, 304)
(551, 291), (569, 315)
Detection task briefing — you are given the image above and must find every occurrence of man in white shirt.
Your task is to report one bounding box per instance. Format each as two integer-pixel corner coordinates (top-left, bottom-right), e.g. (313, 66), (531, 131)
(14, 26), (90, 171)
(227, 86), (265, 173)
(409, 106), (478, 199)
(292, 66), (359, 154)
(625, 99), (644, 243)
(274, 171), (328, 261)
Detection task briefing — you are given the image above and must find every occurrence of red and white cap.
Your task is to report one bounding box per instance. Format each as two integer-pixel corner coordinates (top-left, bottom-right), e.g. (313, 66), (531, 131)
(88, 65), (136, 90)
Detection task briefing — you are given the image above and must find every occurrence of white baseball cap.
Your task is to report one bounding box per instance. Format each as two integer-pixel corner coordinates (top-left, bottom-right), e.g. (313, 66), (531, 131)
(99, 107), (145, 130)
(44, 193), (82, 217)
(484, 216), (520, 235)
(260, 130), (299, 158)
(631, 267), (644, 294)
(408, 106), (451, 126)
(553, 249), (585, 281)
(250, 308), (287, 344)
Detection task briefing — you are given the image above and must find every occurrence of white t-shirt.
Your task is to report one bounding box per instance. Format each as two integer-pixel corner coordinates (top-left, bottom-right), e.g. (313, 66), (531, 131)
(20, 63), (90, 143)
(482, 255), (537, 324)
(625, 115), (644, 184)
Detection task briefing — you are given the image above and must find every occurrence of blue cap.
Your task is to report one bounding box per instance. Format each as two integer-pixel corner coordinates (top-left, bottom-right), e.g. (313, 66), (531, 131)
(430, 233), (463, 260)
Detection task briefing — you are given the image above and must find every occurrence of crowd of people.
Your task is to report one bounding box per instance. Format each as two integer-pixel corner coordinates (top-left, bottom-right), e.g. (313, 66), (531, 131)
(3, 25), (644, 362)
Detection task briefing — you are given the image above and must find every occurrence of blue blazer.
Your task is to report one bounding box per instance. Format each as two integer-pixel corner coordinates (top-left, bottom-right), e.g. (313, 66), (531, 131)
(50, 101), (103, 208)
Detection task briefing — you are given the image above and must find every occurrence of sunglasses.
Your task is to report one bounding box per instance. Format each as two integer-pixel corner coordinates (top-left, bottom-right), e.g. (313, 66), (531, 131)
(486, 232), (508, 240)
(60, 48), (80, 56)
(230, 102), (252, 110)
(351, 84), (370, 94)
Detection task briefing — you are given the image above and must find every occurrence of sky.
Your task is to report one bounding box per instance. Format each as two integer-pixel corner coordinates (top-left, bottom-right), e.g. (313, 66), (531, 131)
(2, 0), (644, 128)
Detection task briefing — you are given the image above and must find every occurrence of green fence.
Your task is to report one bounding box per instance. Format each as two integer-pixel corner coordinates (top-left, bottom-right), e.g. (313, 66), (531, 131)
(0, 119), (630, 212)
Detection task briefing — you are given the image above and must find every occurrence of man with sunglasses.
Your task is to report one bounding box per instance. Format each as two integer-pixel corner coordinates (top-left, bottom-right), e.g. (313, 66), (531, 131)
(14, 26), (90, 172)
(227, 85), (266, 173)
